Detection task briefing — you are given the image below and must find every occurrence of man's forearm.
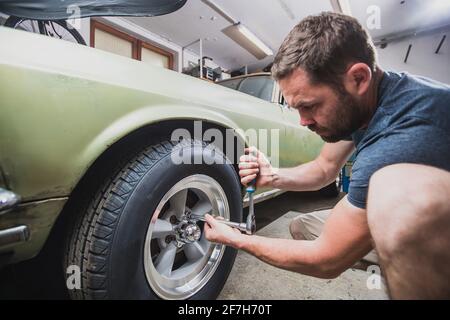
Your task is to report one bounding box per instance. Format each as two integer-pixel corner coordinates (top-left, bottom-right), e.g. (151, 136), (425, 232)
(233, 234), (333, 278)
(269, 141), (354, 192)
(271, 160), (331, 192)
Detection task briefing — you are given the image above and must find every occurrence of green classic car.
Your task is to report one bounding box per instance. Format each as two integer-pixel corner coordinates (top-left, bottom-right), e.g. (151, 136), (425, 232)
(0, 26), (326, 299)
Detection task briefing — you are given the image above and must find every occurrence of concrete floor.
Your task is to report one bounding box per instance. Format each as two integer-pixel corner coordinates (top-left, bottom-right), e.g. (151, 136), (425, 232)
(0, 191), (388, 300)
(218, 192), (388, 299)
(219, 193), (388, 300)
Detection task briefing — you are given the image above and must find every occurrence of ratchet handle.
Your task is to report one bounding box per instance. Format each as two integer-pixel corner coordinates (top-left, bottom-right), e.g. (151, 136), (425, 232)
(191, 215), (248, 233)
(246, 149), (258, 193)
(246, 182), (256, 194)
(219, 221), (247, 232)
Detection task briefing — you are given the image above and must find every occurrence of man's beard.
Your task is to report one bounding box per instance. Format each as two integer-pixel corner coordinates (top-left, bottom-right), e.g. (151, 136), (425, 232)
(310, 89), (366, 143)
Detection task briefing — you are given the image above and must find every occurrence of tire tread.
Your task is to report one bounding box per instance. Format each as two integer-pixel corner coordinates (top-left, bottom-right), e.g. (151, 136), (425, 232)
(65, 140), (186, 299)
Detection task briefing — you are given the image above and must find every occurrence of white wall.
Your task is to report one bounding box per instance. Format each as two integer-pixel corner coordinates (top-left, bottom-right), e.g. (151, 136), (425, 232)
(85, 17), (224, 74)
(0, 14), (221, 75)
(86, 17), (183, 71)
(182, 49), (221, 71)
(377, 27), (450, 84)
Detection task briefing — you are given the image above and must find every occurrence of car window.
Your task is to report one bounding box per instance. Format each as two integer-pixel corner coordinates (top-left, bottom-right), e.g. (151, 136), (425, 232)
(238, 76), (274, 102)
(218, 78), (243, 91)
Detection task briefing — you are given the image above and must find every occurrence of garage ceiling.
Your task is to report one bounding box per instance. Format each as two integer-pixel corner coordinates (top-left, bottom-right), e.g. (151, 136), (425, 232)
(125, 0), (450, 72)
(126, 0), (332, 72)
(349, 0), (450, 40)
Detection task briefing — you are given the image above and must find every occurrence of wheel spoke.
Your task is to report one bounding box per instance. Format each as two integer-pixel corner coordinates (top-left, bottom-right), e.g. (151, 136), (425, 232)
(152, 219), (175, 239)
(199, 234), (210, 248)
(191, 199), (212, 217)
(155, 242), (177, 277)
(170, 260), (198, 279)
(169, 189), (188, 219)
(184, 241), (207, 261)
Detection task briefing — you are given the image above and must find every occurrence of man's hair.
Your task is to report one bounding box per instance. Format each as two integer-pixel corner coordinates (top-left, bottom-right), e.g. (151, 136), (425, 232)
(272, 12), (377, 88)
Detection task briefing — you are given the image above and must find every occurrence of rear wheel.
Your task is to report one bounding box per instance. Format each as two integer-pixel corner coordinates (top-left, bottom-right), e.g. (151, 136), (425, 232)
(65, 139), (242, 299)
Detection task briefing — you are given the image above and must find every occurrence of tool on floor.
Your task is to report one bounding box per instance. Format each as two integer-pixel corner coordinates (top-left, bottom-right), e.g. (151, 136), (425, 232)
(192, 150), (257, 235)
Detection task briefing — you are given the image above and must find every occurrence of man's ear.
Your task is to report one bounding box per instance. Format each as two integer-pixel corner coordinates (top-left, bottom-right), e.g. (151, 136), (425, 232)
(342, 63), (372, 96)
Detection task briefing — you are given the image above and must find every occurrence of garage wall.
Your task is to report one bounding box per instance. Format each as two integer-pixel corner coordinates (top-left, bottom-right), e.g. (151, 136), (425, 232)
(376, 27), (450, 84)
(78, 18), (90, 45)
(0, 14), (220, 76)
(96, 17), (223, 76)
(80, 17), (181, 71)
(182, 50), (221, 72)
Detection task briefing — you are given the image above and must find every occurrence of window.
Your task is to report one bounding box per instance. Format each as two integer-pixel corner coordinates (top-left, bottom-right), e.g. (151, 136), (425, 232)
(90, 20), (173, 69)
(93, 27), (136, 59)
(140, 42), (173, 69)
(218, 76), (275, 102)
(238, 76), (274, 102)
(217, 78), (244, 91)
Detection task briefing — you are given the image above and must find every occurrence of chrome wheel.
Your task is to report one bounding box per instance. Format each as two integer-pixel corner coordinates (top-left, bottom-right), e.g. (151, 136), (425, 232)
(144, 174), (229, 300)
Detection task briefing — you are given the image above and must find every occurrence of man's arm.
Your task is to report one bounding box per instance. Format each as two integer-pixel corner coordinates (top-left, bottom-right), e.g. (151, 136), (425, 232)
(205, 196), (373, 278)
(240, 141), (354, 192)
(273, 141), (355, 191)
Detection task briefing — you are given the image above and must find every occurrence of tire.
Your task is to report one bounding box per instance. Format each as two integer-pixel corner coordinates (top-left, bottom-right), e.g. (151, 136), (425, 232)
(4, 16), (86, 45)
(64, 139), (242, 299)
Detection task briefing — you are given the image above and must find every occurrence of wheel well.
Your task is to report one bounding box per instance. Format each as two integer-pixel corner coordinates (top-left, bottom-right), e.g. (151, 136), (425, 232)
(44, 119), (245, 258)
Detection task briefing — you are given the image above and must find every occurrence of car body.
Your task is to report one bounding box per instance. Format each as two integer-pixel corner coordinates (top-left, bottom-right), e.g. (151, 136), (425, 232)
(0, 26), (324, 298)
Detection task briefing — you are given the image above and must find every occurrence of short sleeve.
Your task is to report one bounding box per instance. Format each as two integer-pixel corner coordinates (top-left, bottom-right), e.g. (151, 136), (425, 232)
(347, 117), (450, 209)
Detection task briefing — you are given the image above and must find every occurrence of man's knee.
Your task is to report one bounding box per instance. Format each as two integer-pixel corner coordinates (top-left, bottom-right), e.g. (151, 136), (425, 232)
(289, 215), (313, 240)
(367, 164), (450, 258)
(289, 210), (330, 241)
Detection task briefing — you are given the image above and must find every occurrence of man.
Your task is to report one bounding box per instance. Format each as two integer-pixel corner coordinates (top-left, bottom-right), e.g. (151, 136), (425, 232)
(204, 12), (450, 299)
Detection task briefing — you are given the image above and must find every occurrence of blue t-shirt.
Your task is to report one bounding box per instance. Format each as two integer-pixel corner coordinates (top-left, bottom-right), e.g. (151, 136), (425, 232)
(347, 71), (450, 209)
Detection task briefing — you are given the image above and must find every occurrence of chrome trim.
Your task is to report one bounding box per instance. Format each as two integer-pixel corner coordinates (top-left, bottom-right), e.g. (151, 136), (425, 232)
(0, 225), (30, 247)
(0, 188), (21, 215)
(216, 72), (271, 83)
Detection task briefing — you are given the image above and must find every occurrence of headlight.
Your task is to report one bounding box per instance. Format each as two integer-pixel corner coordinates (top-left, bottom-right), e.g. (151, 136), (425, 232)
(0, 187), (21, 214)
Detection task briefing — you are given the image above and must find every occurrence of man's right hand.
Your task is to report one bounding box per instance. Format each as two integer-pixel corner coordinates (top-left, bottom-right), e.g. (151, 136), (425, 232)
(238, 147), (274, 188)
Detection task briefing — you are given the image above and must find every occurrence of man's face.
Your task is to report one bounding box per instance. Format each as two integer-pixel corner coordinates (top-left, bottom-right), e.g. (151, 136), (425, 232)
(279, 68), (365, 143)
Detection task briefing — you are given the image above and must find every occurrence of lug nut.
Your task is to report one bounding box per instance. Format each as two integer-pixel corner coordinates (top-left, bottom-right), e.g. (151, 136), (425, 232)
(170, 215), (178, 224)
(165, 235), (175, 244)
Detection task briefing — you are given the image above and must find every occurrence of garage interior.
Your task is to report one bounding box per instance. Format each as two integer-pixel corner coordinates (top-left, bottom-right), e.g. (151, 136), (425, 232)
(0, 0), (449, 300)
(1, 0), (447, 82)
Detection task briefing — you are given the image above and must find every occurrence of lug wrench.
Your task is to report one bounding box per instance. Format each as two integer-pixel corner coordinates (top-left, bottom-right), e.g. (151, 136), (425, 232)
(192, 151), (257, 235)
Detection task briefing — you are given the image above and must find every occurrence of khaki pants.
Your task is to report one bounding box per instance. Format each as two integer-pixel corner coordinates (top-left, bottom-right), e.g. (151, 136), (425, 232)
(289, 209), (379, 265)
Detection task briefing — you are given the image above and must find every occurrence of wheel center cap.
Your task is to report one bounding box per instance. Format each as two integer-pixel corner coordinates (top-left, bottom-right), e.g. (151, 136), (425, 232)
(178, 223), (202, 243)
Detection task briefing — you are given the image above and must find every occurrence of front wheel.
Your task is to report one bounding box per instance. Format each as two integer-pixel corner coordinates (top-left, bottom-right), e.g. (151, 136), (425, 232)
(65, 139), (242, 299)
